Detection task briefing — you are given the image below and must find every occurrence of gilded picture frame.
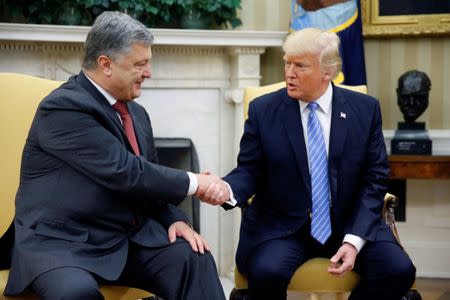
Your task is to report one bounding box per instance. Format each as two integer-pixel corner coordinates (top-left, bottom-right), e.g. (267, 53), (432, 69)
(361, 0), (450, 37)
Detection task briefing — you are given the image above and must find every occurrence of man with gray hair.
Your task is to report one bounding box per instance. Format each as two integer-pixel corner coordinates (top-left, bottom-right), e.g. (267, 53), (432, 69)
(219, 28), (416, 299)
(4, 11), (225, 300)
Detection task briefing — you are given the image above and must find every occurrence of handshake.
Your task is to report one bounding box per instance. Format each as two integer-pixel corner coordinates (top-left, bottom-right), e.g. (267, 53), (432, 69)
(194, 172), (231, 206)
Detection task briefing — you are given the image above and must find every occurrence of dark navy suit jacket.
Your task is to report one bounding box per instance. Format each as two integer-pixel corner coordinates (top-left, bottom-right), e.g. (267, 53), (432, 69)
(223, 85), (396, 274)
(6, 72), (190, 295)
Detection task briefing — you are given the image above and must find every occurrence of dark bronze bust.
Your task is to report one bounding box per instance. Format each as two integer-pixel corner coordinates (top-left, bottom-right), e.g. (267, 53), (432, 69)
(392, 70), (432, 155)
(396, 70), (431, 123)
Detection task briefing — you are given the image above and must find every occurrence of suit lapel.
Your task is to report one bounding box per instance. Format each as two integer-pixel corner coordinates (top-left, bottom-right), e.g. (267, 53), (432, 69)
(76, 72), (135, 152)
(281, 95), (311, 195)
(77, 72), (124, 132)
(328, 86), (349, 202)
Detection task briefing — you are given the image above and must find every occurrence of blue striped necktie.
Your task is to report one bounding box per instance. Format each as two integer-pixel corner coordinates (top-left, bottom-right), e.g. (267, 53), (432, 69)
(307, 102), (331, 244)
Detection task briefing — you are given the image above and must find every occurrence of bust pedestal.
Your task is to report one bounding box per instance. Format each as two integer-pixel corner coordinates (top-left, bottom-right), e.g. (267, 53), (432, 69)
(391, 122), (432, 155)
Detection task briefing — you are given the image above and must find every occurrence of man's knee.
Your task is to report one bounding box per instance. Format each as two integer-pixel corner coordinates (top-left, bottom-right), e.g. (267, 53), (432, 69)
(370, 253), (416, 293)
(164, 241), (217, 273)
(247, 259), (289, 284)
(167, 241), (200, 264)
(389, 257), (416, 287)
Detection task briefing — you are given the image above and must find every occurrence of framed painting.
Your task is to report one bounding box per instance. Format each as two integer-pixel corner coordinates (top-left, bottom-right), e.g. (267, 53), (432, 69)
(361, 0), (450, 37)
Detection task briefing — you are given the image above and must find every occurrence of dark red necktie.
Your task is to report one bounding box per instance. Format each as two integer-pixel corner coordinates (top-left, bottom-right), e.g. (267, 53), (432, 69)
(112, 101), (140, 155)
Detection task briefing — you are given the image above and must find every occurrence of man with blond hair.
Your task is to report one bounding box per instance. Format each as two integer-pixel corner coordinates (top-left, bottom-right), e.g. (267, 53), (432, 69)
(216, 28), (416, 299)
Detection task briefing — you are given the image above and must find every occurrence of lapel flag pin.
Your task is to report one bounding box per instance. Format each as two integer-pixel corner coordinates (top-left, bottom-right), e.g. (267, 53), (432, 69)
(340, 112), (346, 119)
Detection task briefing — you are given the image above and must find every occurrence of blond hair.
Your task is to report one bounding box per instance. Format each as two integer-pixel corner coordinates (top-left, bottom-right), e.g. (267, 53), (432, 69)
(283, 28), (342, 80)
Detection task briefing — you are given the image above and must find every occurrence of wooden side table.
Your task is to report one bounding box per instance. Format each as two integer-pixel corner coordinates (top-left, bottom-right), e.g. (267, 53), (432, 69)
(387, 155), (450, 221)
(389, 155), (450, 179)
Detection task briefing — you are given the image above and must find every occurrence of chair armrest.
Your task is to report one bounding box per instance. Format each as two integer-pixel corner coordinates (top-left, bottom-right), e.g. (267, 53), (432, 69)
(383, 193), (398, 226)
(383, 193), (401, 244)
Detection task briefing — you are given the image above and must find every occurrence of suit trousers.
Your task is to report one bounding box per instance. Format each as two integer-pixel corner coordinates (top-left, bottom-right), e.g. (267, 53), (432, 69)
(246, 225), (415, 300)
(31, 239), (226, 300)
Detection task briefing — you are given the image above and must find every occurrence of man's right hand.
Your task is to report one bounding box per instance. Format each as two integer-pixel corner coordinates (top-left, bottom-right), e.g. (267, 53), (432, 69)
(195, 172), (230, 206)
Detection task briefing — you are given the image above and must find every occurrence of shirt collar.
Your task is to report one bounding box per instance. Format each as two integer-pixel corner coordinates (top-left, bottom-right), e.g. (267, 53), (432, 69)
(84, 72), (118, 106)
(298, 82), (333, 115)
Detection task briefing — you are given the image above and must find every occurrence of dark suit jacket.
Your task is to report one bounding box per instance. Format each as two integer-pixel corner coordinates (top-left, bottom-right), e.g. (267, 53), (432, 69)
(223, 85), (396, 274)
(5, 72), (190, 295)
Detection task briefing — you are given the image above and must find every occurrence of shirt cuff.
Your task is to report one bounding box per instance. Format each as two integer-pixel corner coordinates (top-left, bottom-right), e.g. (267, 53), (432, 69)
(224, 181), (237, 206)
(186, 172), (198, 196)
(343, 234), (366, 253)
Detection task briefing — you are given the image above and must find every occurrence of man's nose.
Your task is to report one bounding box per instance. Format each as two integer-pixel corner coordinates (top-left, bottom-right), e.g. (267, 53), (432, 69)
(143, 66), (152, 79)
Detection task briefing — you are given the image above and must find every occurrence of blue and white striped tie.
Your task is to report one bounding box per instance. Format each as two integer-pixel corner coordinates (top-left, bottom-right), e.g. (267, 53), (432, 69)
(307, 102), (331, 244)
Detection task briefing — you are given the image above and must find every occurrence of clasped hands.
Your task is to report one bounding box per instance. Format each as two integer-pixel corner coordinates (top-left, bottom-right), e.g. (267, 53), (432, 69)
(195, 171), (230, 205)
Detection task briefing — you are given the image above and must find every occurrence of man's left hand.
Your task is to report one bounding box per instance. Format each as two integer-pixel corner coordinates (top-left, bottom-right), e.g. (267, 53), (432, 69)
(328, 242), (358, 277)
(168, 221), (210, 254)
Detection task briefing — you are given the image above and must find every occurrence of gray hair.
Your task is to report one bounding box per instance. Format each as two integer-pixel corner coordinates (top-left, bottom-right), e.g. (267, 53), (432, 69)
(82, 11), (154, 70)
(283, 28), (342, 80)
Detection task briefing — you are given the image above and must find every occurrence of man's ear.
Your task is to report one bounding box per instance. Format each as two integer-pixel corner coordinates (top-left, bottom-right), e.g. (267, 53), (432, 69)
(97, 55), (112, 77)
(322, 70), (332, 81)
